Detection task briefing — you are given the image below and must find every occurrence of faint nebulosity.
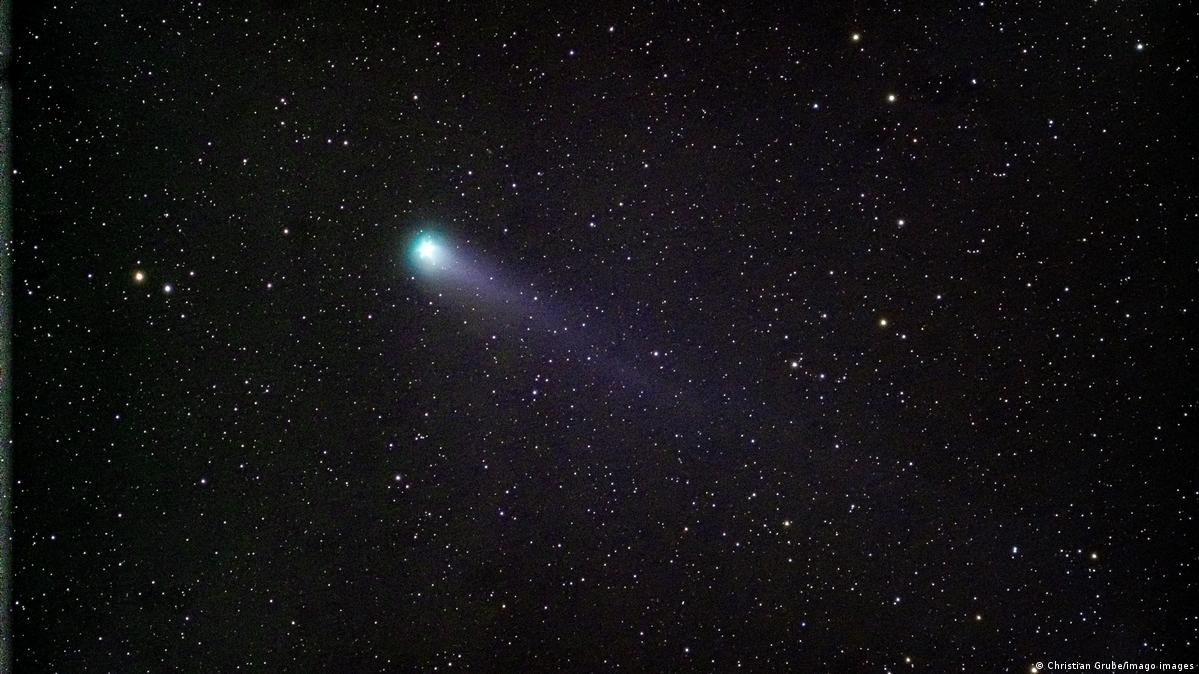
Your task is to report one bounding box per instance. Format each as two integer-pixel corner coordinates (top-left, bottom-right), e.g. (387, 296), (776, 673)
(12, 2), (1196, 671)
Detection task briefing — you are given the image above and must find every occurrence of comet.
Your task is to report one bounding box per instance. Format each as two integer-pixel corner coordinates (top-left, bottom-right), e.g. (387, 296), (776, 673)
(400, 228), (781, 450)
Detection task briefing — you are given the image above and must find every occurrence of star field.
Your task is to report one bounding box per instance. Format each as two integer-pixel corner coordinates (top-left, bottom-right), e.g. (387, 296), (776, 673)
(10, 2), (1197, 671)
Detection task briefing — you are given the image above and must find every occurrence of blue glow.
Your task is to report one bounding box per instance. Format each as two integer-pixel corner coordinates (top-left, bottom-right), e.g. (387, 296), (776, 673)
(410, 233), (445, 270)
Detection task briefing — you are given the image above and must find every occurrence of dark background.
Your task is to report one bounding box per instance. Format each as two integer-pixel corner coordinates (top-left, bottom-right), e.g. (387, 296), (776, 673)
(11, 1), (1196, 671)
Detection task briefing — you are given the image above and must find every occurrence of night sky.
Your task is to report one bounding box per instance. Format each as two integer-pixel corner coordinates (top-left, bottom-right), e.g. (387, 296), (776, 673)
(11, 2), (1197, 672)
